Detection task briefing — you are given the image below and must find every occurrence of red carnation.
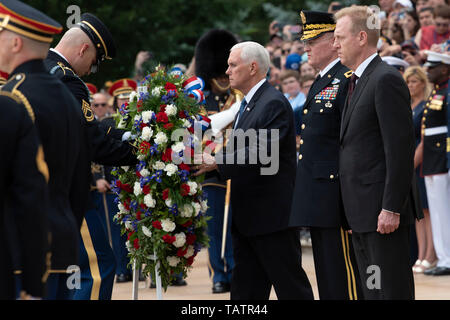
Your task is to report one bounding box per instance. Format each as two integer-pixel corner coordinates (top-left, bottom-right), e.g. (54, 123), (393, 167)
(178, 110), (186, 118)
(140, 203), (147, 210)
(127, 231), (135, 240)
(164, 123), (174, 130)
(140, 122), (148, 130)
(179, 163), (190, 172)
(165, 82), (177, 91)
(160, 104), (167, 112)
(137, 100), (143, 112)
(142, 185), (151, 195)
(133, 238), (140, 249)
(136, 211), (142, 220)
(152, 221), (162, 230)
(177, 247), (188, 257)
(121, 183), (132, 193)
(180, 183), (190, 197)
(162, 188), (169, 200)
(162, 234), (176, 244)
(139, 141), (151, 155)
(181, 220), (192, 228)
(186, 234), (197, 245)
(162, 148), (172, 162)
(123, 199), (131, 211)
(136, 170), (142, 178)
(187, 256), (195, 266)
(156, 111), (168, 123)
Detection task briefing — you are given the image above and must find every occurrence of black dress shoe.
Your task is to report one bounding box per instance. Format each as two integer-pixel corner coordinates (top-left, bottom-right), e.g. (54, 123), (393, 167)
(116, 274), (132, 283)
(212, 282), (230, 294)
(424, 266), (450, 276)
(170, 278), (187, 286)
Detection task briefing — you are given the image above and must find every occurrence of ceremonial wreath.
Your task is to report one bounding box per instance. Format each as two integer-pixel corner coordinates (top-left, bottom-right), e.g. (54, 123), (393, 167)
(111, 67), (212, 290)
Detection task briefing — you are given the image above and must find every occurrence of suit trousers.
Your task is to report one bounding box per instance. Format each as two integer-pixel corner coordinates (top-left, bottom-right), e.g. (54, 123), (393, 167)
(231, 226), (313, 300)
(310, 227), (361, 300)
(425, 172), (450, 268)
(351, 226), (415, 300)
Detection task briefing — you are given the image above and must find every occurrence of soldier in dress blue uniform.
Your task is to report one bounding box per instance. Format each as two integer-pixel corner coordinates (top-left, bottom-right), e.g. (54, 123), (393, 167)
(0, 0), (84, 300)
(289, 11), (362, 300)
(420, 51), (450, 276)
(44, 13), (138, 299)
(0, 92), (49, 300)
(195, 29), (238, 294)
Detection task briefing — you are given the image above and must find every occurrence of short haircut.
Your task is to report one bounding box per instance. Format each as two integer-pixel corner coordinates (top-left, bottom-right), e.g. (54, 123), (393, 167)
(334, 5), (380, 47)
(231, 41), (271, 76)
(300, 74), (316, 85)
(419, 7), (435, 16)
(280, 69), (300, 82)
(435, 4), (450, 19)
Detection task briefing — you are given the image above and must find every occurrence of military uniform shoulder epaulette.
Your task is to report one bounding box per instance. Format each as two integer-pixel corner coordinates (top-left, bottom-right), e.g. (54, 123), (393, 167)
(49, 61), (77, 78)
(344, 70), (353, 78)
(1, 73), (35, 122)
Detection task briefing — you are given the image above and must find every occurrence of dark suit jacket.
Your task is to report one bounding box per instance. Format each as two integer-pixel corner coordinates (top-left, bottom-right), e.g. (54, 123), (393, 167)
(217, 80), (297, 236)
(339, 55), (422, 233)
(290, 61), (350, 228)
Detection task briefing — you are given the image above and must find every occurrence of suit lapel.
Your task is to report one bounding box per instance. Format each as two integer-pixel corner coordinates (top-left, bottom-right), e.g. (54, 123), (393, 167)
(233, 80), (270, 129)
(340, 56), (382, 141)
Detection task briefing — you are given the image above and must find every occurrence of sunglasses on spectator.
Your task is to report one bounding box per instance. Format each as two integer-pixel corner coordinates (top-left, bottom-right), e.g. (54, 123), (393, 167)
(94, 103), (107, 107)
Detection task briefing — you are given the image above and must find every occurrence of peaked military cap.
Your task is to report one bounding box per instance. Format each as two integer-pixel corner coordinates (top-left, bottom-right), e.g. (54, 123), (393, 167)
(86, 83), (98, 95)
(424, 50), (450, 68)
(0, 0), (62, 43)
(77, 13), (116, 62)
(195, 29), (238, 90)
(299, 10), (336, 41)
(108, 78), (137, 98)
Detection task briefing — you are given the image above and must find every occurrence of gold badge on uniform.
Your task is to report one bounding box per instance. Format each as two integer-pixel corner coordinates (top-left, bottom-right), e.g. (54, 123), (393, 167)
(429, 95), (444, 111)
(300, 11), (306, 24)
(82, 99), (95, 121)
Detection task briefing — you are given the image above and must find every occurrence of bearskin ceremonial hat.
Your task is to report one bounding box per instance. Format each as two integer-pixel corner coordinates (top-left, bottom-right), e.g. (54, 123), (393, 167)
(194, 29), (238, 90)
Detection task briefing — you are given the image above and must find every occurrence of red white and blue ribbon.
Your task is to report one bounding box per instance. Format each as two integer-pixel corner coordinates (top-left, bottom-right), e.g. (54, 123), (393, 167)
(182, 76), (205, 104)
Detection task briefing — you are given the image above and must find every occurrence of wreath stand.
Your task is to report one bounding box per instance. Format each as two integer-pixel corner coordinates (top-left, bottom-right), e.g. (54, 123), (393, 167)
(131, 252), (163, 300)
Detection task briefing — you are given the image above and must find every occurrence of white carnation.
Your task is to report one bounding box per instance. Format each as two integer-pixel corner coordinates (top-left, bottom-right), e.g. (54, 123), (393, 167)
(165, 198), (173, 208)
(153, 161), (165, 170)
(142, 111), (154, 124)
(165, 104), (177, 116)
(173, 232), (186, 248)
(133, 181), (142, 196)
(167, 256), (180, 267)
(125, 240), (133, 252)
(154, 132), (168, 144)
(137, 154), (146, 161)
(125, 220), (133, 231)
(121, 166), (130, 172)
(200, 200), (208, 213)
(192, 202), (201, 216)
(184, 245), (195, 258)
(144, 194), (156, 208)
(180, 204), (193, 218)
(142, 225), (152, 238)
(152, 86), (162, 96)
(140, 168), (150, 177)
(187, 181), (198, 195)
(161, 218), (176, 232)
(164, 163), (178, 176)
(134, 114), (142, 122)
(141, 126), (153, 141)
(129, 91), (138, 102)
(171, 141), (185, 153)
(118, 202), (129, 214)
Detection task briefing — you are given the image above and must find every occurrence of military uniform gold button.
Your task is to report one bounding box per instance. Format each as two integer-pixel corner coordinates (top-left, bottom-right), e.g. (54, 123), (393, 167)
(330, 174), (334, 179)
(299, 154), (303, 160)
(424, 109), (428, 114)
(304, 109), (308, 114)
(437, 142), (441, 147)
(301, 124), (306, 130)
(320, 109), (324, 113)
(300, 139), (304, 145)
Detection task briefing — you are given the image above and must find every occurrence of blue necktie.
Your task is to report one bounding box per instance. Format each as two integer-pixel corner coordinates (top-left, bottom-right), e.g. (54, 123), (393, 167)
(235, 99), (247, 128)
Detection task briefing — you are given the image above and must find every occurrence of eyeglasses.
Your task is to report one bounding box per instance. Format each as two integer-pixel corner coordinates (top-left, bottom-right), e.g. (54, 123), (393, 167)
(94, 103), (107, 107)
(435, 22), (449, 27)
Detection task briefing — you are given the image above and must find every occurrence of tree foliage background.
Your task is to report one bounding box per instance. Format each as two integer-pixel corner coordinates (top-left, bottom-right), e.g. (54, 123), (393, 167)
(27, 0), (375, 88)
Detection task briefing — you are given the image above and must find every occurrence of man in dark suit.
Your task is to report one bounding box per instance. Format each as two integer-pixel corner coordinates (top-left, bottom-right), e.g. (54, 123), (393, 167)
(334, 6), (422, 299)
(194, 41), (313, 300)
(289, 10), (361, 300)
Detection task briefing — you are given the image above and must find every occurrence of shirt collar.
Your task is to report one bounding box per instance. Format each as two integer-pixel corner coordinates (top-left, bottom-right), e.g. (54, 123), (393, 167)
(319, 58), (340, 78)
(244, 78), (266, 104)
(50, 48), (70, 65)
(354, 52), (378, 78)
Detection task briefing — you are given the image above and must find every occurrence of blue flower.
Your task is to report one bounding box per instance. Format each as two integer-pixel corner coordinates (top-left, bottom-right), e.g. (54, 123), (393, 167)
(169, 204), (178, 216)
(144, 210), (152, 218)
(136, 161), (146, 172)
(140, 176), (151, 188)
(150, 170), (163, 183)
(130, 200), (138, 212)
(150, 144), (159, 156)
